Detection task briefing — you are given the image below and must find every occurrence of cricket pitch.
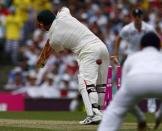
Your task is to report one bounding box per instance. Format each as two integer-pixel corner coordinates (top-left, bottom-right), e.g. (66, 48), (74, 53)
(0, 119), (160, 131)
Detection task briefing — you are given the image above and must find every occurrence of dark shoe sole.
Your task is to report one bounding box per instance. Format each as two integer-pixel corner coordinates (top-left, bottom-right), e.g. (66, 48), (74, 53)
(154, 119), (161, 130)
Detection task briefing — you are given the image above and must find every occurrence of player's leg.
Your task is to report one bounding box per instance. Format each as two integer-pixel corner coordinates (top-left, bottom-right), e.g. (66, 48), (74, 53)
(98, 85), (135, 131)
(128, 74), (162, 130)
(129, 106), (147, 130)
(78, 74), (102, 124)
(92, 45), (111, 120)
(154, 102), (162, 129)
(78, 74), (96, 124)
(98, 74), (146, 131)
(78, 43), (109, 124)
(129, 106), (145, 123)
(147, 98), (156, 113)
(96, 47), (109, 109)
(78, 56), (102, 124)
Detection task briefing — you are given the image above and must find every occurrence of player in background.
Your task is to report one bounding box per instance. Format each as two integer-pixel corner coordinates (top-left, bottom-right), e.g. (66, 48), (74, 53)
(112, 7), (157, 128)
(113, 8), (155, 64)
(36, 7), (110, 125)
(98, 32), (162, 131)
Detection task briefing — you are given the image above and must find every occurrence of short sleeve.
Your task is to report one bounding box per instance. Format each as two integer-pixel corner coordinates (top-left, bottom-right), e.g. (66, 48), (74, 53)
(119, 26), (129, 39)
(121, 56), (132, 84)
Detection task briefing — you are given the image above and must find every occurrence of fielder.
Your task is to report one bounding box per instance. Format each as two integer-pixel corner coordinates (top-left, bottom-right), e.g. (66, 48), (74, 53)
(36, 7), (110, 124)
(112, 8), (157, 127)
(98, 32), (162, 131)
(113, 8), (155, 63)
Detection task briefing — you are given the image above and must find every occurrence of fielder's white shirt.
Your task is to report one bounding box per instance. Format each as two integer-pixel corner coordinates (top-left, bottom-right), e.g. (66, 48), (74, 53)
(48, 7), (103, 54)
(122, 47), (162, 83)
(120, 22), (155, 55)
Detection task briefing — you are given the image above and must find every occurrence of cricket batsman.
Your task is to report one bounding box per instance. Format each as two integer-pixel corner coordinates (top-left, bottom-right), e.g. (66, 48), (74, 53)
(36, 7), (110, 124)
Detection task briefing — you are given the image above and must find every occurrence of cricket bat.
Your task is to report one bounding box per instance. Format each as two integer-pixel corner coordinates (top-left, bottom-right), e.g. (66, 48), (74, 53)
(36, 39), (53, 68)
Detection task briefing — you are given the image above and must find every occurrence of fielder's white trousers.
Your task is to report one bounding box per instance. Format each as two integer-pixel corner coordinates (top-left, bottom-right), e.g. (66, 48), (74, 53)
(98, 73), (162, 131)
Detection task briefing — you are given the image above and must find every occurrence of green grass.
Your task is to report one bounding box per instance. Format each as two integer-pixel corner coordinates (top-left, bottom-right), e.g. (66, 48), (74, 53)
(0, 111), (160, 131)
(0, 126), (52, 131)
(0, 111), (85, 120)
(0, 111), (154, 122)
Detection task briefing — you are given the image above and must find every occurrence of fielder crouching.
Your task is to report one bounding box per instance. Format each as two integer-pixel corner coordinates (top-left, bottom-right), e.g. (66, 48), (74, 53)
(98, 32), (162, 131)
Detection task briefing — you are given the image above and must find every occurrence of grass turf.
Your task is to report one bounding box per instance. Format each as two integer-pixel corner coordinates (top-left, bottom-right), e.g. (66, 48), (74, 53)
(0, 111), (161, 131)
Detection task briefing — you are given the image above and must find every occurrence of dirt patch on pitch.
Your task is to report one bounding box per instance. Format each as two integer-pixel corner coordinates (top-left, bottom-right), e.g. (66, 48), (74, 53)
(0, 119), (158, 131)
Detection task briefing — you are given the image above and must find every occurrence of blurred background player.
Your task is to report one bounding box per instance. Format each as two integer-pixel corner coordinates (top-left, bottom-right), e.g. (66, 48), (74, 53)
(36, 7), (110, 125)
(113, 8), (155, 63)
(112, 8), (157, 114)
(98, 32), (162, 131)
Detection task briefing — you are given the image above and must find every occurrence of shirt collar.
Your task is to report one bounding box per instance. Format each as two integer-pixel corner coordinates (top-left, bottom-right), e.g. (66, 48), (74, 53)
(142, 47), (158, 52)
(132, 21), (145, 32)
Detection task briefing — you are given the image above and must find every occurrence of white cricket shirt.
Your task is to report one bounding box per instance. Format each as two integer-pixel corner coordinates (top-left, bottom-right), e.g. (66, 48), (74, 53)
(120, 21), (155, 55)
(48, 7), (103, 54)
(122, 47), (162, 81)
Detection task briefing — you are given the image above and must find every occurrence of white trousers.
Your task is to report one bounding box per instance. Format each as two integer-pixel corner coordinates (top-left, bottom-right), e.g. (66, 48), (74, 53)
(77, 43), (109, 86)
(77, 43), (109, 116)
(98, 73), (162, 131)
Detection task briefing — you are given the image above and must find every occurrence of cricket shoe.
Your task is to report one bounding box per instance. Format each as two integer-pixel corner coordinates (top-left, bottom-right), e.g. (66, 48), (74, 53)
(154, 112), (161, 130)
(93, 108), (103, 117)
(79, 114), (102, 125)
(137, 121), (149, 131)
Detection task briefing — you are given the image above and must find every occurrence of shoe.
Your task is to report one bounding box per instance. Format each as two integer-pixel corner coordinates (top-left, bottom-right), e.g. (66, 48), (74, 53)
(92, 114), (102, 124)
(93, 108), (103, 116)
(79, 116), (93, 125)
(137, 121), (148, 131)
(154, 112), (161, 130)
(154, 118), (161, 130)
(79, 115), (102, 125)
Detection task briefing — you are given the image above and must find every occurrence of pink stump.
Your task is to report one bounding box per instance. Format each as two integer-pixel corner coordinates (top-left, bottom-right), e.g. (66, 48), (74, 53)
(102, 65), (112, 110)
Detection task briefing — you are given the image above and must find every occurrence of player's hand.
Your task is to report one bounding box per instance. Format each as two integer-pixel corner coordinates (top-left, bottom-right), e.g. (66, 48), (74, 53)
(111, 56), (119, 65)
(36, 58), (45, 68)
(36, 40), (52, 69)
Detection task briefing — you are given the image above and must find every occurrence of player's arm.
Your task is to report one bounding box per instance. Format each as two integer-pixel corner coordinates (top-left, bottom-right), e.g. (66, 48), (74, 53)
(112, 36), (122, 64)
(121, 56), (131, 84)
(36, 39), (53, 68)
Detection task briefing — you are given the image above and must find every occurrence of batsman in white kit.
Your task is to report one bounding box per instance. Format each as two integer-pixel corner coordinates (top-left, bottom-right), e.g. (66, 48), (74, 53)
(98, 32), (162, 131)
(36, 7), (110, 124)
